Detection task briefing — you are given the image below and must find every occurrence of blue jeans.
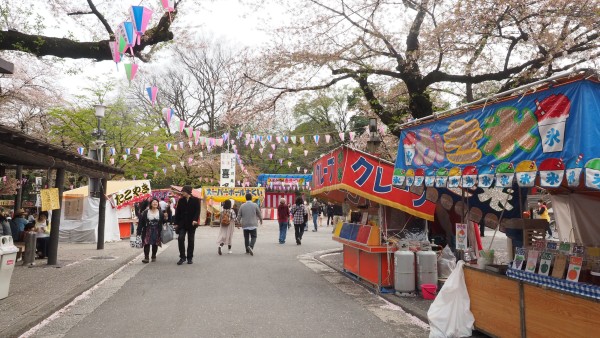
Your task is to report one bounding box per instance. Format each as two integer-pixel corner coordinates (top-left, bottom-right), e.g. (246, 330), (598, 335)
(278, 222), (288, 243)
(312, 213), (318, 230)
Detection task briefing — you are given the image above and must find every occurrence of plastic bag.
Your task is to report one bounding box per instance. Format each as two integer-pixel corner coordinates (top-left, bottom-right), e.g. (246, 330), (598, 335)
(427, 261), (475, 338)
(438, 245), (457, 279)
(161, 224), (174, 244)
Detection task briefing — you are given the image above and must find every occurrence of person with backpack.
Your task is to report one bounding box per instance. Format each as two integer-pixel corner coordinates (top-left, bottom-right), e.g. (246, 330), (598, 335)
(236, 193), (263, 256)
(216, 199), (236, 255)
(290, 197), (308, 245)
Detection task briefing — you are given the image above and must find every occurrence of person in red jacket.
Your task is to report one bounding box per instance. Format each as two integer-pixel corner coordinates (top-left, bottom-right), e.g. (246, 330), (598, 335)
(277, 198), (291, 244)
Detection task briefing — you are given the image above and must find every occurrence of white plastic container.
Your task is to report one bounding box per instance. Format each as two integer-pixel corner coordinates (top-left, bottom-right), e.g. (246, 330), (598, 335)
(416, 249), (438, 290)
(0, 236), (19, 299)
(394, 249), (416, 293)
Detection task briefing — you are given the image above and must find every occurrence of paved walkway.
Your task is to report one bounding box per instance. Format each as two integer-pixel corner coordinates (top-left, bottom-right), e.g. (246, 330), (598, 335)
(1, 221), (507, 337)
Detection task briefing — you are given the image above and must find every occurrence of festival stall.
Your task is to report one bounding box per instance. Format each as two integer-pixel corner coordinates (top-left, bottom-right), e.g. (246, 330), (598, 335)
(394, 69), (600, 336)
(257, 174), (311, 219)
(312, 146), (436, 290)
(62, 180), (151, 242)
(201, 186), (265, 224)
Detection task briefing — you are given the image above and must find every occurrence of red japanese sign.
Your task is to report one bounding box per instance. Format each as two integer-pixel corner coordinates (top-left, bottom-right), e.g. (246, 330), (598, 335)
(312, 147), (435, 221)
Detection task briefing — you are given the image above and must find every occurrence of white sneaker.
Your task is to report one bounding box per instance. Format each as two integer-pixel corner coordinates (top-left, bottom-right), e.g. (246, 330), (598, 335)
(228, 250), (232, 254)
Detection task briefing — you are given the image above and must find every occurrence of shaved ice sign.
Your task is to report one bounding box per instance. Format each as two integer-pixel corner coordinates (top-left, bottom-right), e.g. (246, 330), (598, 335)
(394, 78), (600, 190)
(456, 223), (468, 250)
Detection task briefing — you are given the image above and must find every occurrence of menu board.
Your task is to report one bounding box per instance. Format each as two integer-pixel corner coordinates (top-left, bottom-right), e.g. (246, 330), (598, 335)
(40, 188), (60, 211)
(525, 250), (540, 273)
(512, 247), (526, 270)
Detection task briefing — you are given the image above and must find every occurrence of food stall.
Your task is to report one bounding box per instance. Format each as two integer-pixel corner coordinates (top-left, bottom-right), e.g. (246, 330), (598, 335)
(201, 187), (265, 224)
(394, 69), (600, 336)
(257, 174), (311, 219)
(62, 180), (151, 241)
(311, 146), (436, 290)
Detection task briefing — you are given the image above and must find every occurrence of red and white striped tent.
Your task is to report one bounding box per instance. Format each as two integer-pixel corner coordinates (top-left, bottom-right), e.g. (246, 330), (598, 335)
(261, 193), (296, 220)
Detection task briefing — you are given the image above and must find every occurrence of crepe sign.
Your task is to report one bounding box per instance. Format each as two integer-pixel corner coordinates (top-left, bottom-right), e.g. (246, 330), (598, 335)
(538, 252), (553, 276)
(202, 187), (265, 202)
(312, 146), (435, 221)
(40, 188), (60, 211)
(395, 78), (600, 190)
(111, 182), (151, 209)
(512, 247), (526, 270)
(456, 223), (468, 250)
(566, 256), (584, 282)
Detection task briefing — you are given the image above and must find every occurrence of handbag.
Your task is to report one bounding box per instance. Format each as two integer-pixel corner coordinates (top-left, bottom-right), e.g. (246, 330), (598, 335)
(161, 224), (175, 244)
(130, 235), (143, 248)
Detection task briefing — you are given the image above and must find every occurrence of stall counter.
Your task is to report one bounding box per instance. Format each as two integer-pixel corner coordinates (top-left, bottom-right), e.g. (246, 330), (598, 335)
(118, 218), (136, 239)
(464, 265), (600, 337)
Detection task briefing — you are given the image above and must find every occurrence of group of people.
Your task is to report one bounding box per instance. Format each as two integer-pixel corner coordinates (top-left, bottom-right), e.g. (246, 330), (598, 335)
(136, 186), (265, 265)
(275, 198), (342, 245)
(0, 208), (52, 259)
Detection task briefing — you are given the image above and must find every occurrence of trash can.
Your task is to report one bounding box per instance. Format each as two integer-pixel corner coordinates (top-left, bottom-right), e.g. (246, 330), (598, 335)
(0, 235), (19, 299)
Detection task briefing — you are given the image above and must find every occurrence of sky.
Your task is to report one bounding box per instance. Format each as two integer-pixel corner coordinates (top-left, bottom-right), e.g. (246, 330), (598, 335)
(56, 0), (271, 100)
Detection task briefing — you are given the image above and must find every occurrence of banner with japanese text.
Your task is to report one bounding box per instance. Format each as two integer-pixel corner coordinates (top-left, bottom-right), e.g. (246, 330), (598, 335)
(394, 78), (600, 191)
(312, 146), (435, 221)
(202, 187), (265, 202)
(110, 182), (152, 210)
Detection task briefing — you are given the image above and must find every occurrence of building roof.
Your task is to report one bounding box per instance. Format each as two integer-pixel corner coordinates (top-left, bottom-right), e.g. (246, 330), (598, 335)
(0, 124), (124, 178)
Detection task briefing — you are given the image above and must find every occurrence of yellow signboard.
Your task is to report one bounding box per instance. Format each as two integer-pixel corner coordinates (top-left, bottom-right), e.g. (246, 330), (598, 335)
(40, 188), (60, 211)
(202, 187), (265, 202)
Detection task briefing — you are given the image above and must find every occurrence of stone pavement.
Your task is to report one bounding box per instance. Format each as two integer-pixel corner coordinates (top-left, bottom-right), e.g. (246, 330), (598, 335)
(0, 239), (142, 337)
(0, 222), (508, 337)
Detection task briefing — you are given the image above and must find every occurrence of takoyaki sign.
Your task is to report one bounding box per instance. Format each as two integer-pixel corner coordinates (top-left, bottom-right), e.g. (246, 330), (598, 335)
(395, 77), (600, 190)
(111, 183), (152, 209)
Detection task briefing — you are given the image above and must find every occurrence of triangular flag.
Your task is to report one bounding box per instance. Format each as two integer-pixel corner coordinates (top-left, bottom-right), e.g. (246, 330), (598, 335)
(300, 136), (305, 144)
(276, 136), (281, 144)
(269, 153), (273, 159)
(283, 136), (289, 143)
(125, 148), (131, 155)
(122, 154), (128, 160)
(155, 151), (161, 158)
(259, 147), (264, 154)
(110, 157), (115, 165)
(171, 164), (176, 170)
(179, 141), (184, 149)
(166, 143), (172, 151)
(325, 134), (331, 143)
(137, 147), (143, 154)
(297, 166), (301, 172)
(179, 121), (186, 133)
(339, 132), (345, 142)
(304, 150), (308, 156)
(186, 127), (193, 138)
(291, 136), (297, 144)
(124, 63), (138, 84)
(267, 135), (272, 143)
(109, 147), (116, 156)
(313, 135), (319, 144)
(188, 157), (193, 164)
(153, 145), (158, 153)
(173, 144), (178, 150)
(288, 147), (292, 154)
(304, 169), (308, 174)
(180, 161), (185, 168)
(135, 153), (140, 160)
(188, 141), (193, 148)
(349, 131), (356, 141)
(154, 171), (158, 176)
(279, 159), (283, 165)
(271, 144), (276, 150)
(163, 167), (167, 174)
(194, 130), (201, 144)
(146, 86), (158, 106)
(237, 131), (243, 139)
(288, 161), (292, 168)
(250, 143), (255, 150)
(143, 173), (148, 179)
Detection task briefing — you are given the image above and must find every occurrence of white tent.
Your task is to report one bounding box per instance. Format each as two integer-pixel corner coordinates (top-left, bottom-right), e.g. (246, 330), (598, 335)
(61, 180), (151, 243)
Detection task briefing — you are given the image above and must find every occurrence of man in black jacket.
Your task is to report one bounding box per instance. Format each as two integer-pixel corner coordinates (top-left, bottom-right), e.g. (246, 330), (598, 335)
(174, 185), (200, 265)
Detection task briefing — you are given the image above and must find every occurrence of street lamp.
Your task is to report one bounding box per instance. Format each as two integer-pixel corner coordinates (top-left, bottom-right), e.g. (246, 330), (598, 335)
(89, 104), (106, 198)
(366, 117), (382, 155)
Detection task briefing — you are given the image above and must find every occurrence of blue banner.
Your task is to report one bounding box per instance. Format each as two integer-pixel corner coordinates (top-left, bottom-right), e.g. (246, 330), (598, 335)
(394, 79), (600, 190)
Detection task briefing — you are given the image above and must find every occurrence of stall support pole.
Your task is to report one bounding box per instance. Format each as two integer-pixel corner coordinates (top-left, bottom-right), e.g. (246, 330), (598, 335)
(97, 177), (107, 250)
(48, 168), (65, 266)
(14, 165), (22, 214)
(519, 282), (526, 338)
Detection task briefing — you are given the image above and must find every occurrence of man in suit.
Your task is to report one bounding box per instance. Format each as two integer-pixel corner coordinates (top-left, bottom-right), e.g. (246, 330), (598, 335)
(174, 185), (200, 265)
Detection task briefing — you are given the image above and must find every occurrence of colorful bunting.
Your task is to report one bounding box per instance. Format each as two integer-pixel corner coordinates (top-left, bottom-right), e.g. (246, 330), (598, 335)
(291, 136), (296, 144)
(146, 86), (158, 105)
(179, 121), (186, 133)
(325, 134), (331, 143)
(300, 136), (305, 144)
(339, 132), (345, 142)
(349, 131), (355, 141)
(130, 6), (153, 44)
(304, 150), (308, 156)
(110, 157), (115, 165)
(124, 63), (138, 83)
(313, 135), (319, 144)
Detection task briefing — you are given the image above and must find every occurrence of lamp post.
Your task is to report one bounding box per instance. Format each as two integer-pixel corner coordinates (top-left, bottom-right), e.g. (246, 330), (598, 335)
(91, 104), (107, 250)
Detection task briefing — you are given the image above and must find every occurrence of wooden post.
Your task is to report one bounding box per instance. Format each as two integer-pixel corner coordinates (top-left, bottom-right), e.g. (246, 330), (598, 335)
(47, 168), (65, 265)
(97, 177), (107, 249)
(14, 165), (22, 214)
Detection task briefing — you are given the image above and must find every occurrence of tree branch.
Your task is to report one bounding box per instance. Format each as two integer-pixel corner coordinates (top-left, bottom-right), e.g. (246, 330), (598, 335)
(86, 0), (113, 37)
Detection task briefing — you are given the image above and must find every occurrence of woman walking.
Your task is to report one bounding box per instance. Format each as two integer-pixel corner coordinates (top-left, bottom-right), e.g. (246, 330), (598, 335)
(277, 198), (290, 244)
(137, 198), (165, 263)
(217, 200), (236, 255)
(290, 197), (308, 245)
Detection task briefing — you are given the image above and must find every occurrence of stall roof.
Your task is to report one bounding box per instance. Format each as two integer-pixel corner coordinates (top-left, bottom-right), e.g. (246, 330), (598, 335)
(64, 180), (151, 197)
(311, 146), (436, 221)
(0, 124), (123, 178)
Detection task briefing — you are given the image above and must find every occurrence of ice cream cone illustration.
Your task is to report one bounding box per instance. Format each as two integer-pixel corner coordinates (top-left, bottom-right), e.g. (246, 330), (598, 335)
(565, 154), (583, 187)
(392, 168), (406, 187)
(461, 166), (478, 188)
(403, 132), (417, 165)
(534, 94), (571, 153)
(478, 165), (495, 188)
(584, 158), (600, 190)
(414, 168), (425, 186)
(539, 158), (565, 188)
(436, 168), (449, 187)
(405, 169), (415, 187)
(495, 162), (515, 187)
(448, 167), (462, 188)
(515, 160), (537, 187)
